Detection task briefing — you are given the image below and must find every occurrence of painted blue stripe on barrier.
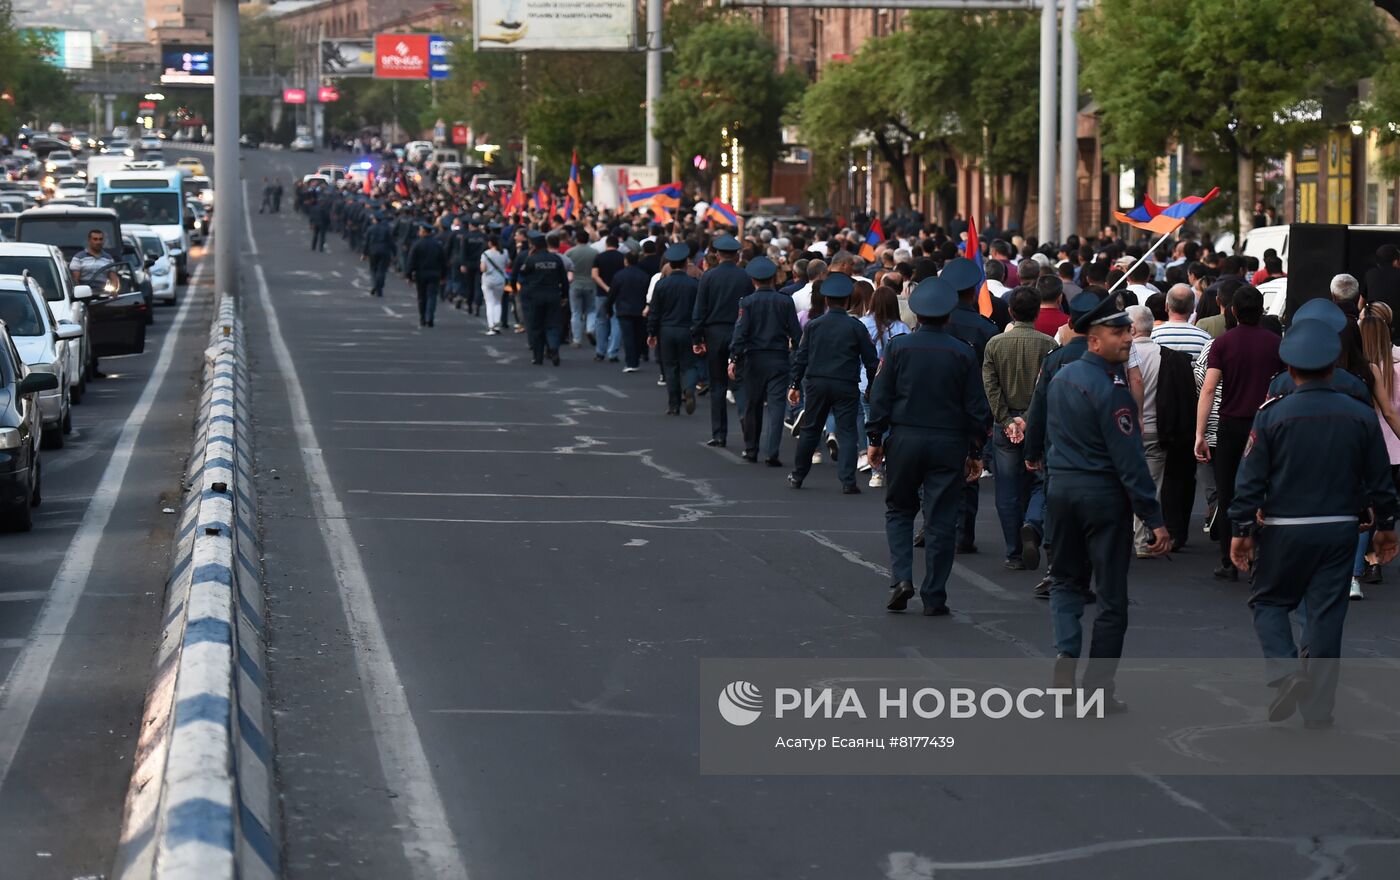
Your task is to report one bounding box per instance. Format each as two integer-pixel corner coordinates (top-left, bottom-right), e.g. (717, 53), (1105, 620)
(214, 369), (234, 379)
(192, 562), (233, 587)
(237, 644), (265, 690)
(239, 796), (280, 871)
(183, 616), (232, 648)
(163, 598), (186, 629)
(210, 414), (235, 426)
(237, 585), (264, 635)
(237, 704), (270, 763)
(166, 553), (193, 588)
(207, 433), (236, 446)
(237, 517), (256, 545)
(179, 517), (199, 540)
(197, 455), (236, 474)
(165, 797), (235, 852)
(210, 398), (234, 408)
(175, 692), (231, 729)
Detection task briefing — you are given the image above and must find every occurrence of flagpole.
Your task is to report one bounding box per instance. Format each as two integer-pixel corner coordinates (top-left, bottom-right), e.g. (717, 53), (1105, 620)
(1107, 229), (1174, 293)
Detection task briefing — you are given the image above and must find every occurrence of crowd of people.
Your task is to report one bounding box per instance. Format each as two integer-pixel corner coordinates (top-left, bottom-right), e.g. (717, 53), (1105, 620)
(284, 159), (1400, 725)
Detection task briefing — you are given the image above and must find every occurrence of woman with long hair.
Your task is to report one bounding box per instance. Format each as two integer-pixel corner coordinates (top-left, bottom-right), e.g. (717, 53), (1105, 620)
(1352, 302), (1400, 597)
(859, 285), (911, 487)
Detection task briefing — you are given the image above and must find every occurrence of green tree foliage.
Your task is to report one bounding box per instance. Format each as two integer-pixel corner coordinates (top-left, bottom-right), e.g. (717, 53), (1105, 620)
(1081, 0), (1386, 234)
(654, 18), (805, 194)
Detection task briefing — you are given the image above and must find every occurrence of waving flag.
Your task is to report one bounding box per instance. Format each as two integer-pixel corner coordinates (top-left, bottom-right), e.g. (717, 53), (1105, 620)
(563, 151), (581, 220)
(706, 200), (739, 228)
(858, 217), (885, 262)
(507, 166), (526, 216)
(394, 169), (410, 199)
(363, 166), (374, 195)
(626, 181), (682, 212)
(534, 182), (553, 216)
(962, 216), (993, 318)
(1114, 187), (1220, 235)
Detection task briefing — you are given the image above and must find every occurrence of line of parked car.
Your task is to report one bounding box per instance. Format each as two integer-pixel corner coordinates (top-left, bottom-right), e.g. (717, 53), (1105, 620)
(0, 203), (185, 532)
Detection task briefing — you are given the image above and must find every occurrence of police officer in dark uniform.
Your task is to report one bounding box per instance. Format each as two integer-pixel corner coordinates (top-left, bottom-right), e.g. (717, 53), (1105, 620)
(1229, 319), (1399, 727)
(361, 211), (395, 297)
(647, 243), (702, 415)
(457, 219), (487, 315)
(309, 190), (331, 252)
(1266, 298), (1372, 405)
(1044, 296), (1170, 710)
(691, 235), (750, 447)
(787, 272), (880, 492)
(941, 256), (998, 553)
(730, 256), (801, 466)
(518, 230), (569, 365)
(406, 222), (448, 327)
(867, 277), (992, 615)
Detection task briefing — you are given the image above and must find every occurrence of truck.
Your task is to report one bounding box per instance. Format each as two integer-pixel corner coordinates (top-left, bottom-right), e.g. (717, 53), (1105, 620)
(1243, 223), (1400, 318)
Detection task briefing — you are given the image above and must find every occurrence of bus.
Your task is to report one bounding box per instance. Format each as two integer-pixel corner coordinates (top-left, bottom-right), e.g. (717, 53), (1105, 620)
(96, 168), (188, 283)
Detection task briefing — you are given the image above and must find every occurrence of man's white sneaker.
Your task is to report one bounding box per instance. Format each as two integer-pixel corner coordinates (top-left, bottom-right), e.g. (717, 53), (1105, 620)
(858, 453), (871, 473)
(868, 471), (885, 488)
(726, 389), (736, 404)
(622, 366), (641, 373)
(1351, 578), (1365, 600)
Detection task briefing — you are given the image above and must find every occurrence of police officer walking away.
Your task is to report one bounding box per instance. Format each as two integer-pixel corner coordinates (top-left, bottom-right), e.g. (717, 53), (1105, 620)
(942, 256), (999, 553)
(518, 230), (569, 365)
(1228, 319), (1399, 728)
(362, 211), (394, 297)
(787, 272), (879, 492)
(647, 243), (702, 415)
(729, 256), (801, 466)
(1044, 296), (1170, 710)
(867, 278), (992, 615)
(691, 235), (750, 446)
(406, 223), (448, 327)
(309, 191), (331, 252)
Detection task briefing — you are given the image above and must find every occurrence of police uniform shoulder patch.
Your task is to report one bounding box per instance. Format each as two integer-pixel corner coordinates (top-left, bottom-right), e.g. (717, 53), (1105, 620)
(1243, 429), (1256, 458)
(1113, 407), (1135, 436)
(1111, 373), (1126, 386)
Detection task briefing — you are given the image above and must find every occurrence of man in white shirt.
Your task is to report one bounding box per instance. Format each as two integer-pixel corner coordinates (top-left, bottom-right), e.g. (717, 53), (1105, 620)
(1128, 305), (1166, 556)
(791, 258), (826, 314)
(1150, 284), (1211, 356)
(985, 259), (1011, 300)
(1125, 261), (1161, 304)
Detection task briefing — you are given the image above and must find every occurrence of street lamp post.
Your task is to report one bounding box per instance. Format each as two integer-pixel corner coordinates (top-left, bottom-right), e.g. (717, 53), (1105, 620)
(213, 0), (241, 297)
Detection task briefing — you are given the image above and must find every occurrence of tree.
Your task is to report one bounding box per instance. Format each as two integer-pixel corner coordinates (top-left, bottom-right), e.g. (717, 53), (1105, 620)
(1081, 0), (1387, 236)
(654, 19), (804, 196)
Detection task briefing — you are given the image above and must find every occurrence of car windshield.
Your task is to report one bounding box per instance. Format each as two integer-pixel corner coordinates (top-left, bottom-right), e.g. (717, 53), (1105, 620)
(99, 192), (179, 226)
(0, 289), (42, 335)
(137, 235), (164, 259)
(0, 256), (62, 302)
(18, 216), (119, 252)
(0, 218), (16, 239)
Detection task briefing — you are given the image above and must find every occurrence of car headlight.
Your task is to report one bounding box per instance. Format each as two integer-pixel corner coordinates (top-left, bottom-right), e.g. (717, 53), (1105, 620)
(0, 427), (19, 449)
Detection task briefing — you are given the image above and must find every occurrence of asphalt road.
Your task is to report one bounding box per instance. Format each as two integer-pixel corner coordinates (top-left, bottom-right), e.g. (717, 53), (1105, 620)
(240, 147), (1400, 880)
(0, 239), (213, 878)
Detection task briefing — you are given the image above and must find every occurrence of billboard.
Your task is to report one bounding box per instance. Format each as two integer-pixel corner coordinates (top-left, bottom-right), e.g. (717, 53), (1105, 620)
(321, 38), (374, 78)
(474, 0), (635, 51)
(283, 88), (307, 105)
(22, 29), (93, 70)
(374, 34), (431, 79)
(592, 164), (659, 212)
(162, 45), (214, 85)
(429, 35), (453, 80)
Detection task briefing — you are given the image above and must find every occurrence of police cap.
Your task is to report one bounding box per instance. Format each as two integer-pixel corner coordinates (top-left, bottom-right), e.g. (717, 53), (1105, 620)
(1072, 294), (1131, 333)
(1279, 318), (1341, 371)
(712, 234), (742, 253)
(1292, 297), (1347, 333)
(745, 256), (777, 281)
(821, 272), (855, 299)
(940, 256), (983, 292)
(1067, 291), (1101, 324)
(526, 230), (546, 245)
(908, 277), (958, 318)
(664, 242), (690, 263)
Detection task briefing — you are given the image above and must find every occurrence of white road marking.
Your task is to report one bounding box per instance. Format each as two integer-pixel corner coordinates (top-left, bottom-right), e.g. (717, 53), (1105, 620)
(700, 442), (746, 465)
(624, 538), (649, 547)
(240, 178), (259, 256)
(382, 305), (401, 318)
(596, 384), (627, 398)
(0, 592), (48, 603)
(348, 490), (700, 501)
(0, 261), (204, 794)
(0, 640), (25, 650)
(250, 260), (468, 876)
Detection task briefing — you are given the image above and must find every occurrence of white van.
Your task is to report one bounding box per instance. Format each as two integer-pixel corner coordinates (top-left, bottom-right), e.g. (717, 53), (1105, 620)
(1243, 225), (1289, 272)
(431, 148), (460, 166)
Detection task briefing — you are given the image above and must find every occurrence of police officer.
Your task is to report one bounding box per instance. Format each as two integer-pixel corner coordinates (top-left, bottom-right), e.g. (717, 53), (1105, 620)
(518, 230), (569, 366)
(787, 272), (879, 493)
(1022, 292), (1101, 596)
(1044, 296), (1170, 710)
(691, 234), (750, 447)
(456, 218), (487, 316)
(406, 222), (448, 327)
(1229, 319), (1399, 728)
(942, 256), (998, 553)
(361, 211), (395, 297)
(647, 243), (702, 415)
(867, 277), (992, 615)
(309, 189), (331, 252)
(730, 256), (801, 466)
(1266, 298), (1372, 405)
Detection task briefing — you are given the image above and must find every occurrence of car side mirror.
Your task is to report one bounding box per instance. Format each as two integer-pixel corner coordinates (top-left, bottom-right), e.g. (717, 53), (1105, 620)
(18, 372), (58, 394)
(55, 322), (83, 340)
(73, 284), (93, 300)
(144, 257), (156, 268)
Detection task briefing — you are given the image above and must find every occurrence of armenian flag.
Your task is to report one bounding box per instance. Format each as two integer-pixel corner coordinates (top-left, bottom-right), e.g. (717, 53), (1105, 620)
(1114, 187), (1220, 235)
(507, 166), (526, 216)
(534, 182), (553, 216)
(626, 181), (682, 212)
(858, 217), (884, 262)
(964, 215), (992, 318)
(706, 200), (739, 228)
(563, 151), (581, 220)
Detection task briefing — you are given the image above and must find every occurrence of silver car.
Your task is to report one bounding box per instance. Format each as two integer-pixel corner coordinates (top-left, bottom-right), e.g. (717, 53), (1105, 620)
(0, 274), (82, 447)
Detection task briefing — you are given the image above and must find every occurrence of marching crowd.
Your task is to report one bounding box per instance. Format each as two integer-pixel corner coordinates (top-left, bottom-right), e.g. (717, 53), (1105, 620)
(287, 161), (1400, 724)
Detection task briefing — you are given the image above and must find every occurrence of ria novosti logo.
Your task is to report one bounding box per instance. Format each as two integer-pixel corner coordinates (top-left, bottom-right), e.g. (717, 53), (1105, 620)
(718, 681), (763, 726)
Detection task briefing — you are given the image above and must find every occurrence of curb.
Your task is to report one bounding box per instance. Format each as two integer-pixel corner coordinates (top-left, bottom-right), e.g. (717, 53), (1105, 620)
(114, 292), (278, 880)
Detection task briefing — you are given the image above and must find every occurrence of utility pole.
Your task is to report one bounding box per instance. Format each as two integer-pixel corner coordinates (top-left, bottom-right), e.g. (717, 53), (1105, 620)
(1036, 0), (1057, 244)
(645, 0), (662, 169)
(1059, 0), (1078, 240)
(213, 0), (241, 297)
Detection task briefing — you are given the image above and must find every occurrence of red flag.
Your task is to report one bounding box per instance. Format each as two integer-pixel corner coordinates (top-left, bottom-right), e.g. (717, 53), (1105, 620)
(363, 167), (374, 195)
(507, 166), (526, 215)
(394, 169), (409, 198)
(966, 216), (992, 318)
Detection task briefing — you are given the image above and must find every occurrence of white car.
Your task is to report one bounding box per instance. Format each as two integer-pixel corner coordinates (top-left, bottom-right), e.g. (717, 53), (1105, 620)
(139, 135), (162, 152)
(54, 179), (89, 202)
(0, 274), (81, 446)
(0, 242), (94, 403)
(290, 135), (315, 152)
(127, 224), (177, 304)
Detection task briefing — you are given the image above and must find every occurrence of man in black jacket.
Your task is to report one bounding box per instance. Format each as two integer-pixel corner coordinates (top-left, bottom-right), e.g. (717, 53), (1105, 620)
(647, 243), (701, 414)
(730, 256), (801, 465)
(607, 250), (651, 371)
(518, 230), (569, 365)
(690, 235), (751, 447)
(406, 223), (448, 327)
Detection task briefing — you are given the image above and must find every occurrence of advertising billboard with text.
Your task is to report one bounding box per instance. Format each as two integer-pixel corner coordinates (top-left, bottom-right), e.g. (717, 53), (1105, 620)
(474, 0), (635, 51)
(374, 34), (431, 79)
(321, 39), (374, 77)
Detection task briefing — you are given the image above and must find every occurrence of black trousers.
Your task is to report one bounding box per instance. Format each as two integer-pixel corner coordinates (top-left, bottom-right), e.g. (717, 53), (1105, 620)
(658, 327), (696, 411)
(1213, 417), (1254, 565)
(1160, 447), (1196, 546)
(618, 315), (647, 368)
(368, 253), (390, 295)
(311, 225), (327, 251)
(522, 293), (563, 361)
(702, 325), (734, 441)
(792, 377), (860, 488)
(741, 351), (789, 460)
